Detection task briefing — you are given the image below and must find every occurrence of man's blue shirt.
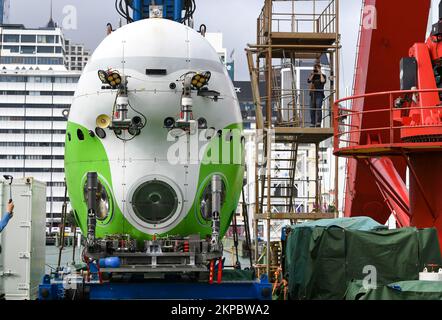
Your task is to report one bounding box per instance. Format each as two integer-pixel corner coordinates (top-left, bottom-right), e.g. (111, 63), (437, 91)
(0, 212), (12, 232)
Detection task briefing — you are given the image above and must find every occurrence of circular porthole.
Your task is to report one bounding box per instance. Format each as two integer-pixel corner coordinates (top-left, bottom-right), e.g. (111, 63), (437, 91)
(126, 175), (184, 234)
(131, 180), (178, 224)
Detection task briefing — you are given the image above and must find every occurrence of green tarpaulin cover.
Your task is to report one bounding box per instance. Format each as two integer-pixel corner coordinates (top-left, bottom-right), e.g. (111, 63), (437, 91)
(218, 269), (256, 281)
(345, 279), (442, 300)
(285, 217), (442, 300)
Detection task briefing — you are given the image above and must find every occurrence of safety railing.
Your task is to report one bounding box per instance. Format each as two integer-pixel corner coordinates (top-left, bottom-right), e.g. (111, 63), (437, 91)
(259, 198), (333, 213)
(257, 0), (337, 45)
(333, 88), (442, 153)
(351, 3), (365, 96)
(318, 0), (336, 33)
(257, 4), (268, 45)
(260, 88), (335, 129)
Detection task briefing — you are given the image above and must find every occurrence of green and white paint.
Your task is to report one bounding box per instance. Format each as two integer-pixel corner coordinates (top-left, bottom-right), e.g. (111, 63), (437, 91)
(65, 19), (244, 241)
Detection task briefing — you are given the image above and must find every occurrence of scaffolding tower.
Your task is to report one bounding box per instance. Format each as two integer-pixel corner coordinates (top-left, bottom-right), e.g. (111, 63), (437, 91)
(246, 0), (340, 278)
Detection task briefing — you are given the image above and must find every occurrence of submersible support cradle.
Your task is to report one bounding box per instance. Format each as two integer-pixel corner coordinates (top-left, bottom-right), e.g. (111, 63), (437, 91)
(80, 171), (226, 274)
(39, 172), (271, 300)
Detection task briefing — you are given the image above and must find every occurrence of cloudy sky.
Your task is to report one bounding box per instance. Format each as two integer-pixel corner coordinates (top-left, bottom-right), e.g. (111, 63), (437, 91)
(6, 0), (431, 92)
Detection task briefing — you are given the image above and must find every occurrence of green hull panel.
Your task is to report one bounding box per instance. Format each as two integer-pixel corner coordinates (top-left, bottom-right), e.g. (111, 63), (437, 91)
(65, 122), (244, 241)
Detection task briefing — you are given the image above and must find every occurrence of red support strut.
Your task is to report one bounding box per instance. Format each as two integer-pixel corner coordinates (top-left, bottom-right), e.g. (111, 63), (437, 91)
(208, 259), (215, 284)
(217, 257), (223, 284)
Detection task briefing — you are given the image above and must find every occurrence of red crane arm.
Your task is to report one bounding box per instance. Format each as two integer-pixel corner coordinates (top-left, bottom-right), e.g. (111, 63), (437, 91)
(344, 0), (431, 225)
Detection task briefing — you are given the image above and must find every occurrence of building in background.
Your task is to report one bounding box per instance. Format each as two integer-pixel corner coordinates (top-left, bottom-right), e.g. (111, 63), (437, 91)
(226, 60), (234, 81)
(205, 32), (227, 65)
(64, 39), (90, 71)
(0, 24), (66, 70)
(0, 23), (83, 228)
(206, 32), (236, 81)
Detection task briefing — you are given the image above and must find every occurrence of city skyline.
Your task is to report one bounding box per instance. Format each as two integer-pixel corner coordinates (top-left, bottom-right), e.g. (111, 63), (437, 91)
(7, 0), (362, 88)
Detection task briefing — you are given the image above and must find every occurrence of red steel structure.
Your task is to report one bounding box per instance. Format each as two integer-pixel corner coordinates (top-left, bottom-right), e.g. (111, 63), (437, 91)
(334, 0), (442, 248)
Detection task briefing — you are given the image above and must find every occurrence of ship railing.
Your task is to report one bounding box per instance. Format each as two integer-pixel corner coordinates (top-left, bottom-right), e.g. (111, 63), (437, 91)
(257, 0), (337, 45)
(333, 88), (442, 153)
(259, 88), (335, 128)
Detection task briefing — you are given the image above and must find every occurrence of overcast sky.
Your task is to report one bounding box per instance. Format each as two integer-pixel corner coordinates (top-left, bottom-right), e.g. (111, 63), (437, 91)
(9, 0), (363, 90)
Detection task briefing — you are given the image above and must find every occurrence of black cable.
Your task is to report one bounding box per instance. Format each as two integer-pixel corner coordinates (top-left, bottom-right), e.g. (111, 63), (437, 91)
(115, 0), (125, 19)
(116, 88), (147, 141)
(115, 0), (133, 23)
(120, 0), (133, 23)
(110, 90), (141, 142)
(119, 0), (126, 17)
(181, 0), (192, 24)
(115, 132), (137, 142)
(185, 0), (196, 26)
(191, 0), (196, 16)
(128, 102), (147, 129)
(124, 0), (132, 23)
(115, 0), (129, 22)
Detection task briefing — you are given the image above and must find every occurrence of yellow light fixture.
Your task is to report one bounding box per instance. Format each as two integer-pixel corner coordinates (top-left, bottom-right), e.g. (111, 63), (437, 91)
(97, 69), (122, 88)
(191, 72), (211, 90)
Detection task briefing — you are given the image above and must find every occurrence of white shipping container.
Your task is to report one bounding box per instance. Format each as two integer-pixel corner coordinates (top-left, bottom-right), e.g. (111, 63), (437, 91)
(0, 177), (46, 300)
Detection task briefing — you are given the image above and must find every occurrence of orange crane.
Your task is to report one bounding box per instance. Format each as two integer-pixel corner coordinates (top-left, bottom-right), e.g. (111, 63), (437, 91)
(334, 0), (442, 250)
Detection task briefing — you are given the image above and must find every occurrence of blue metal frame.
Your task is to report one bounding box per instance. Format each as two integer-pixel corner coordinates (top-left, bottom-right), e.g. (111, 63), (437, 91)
(38, 275), (66, 300)
(132, 0), (143, 21)
(39, 274), (272, 300)
(89, 276), (271, 300)
(172, 0), (183, 22)
(132, 0), (184, 22)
